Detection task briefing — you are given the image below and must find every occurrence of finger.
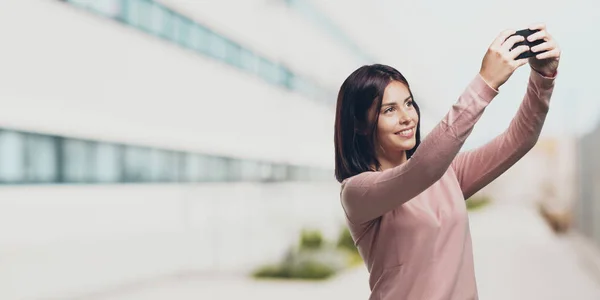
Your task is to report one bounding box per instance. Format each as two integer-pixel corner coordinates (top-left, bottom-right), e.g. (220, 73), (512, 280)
(535, 48), (560, 60)
(512, 57), (529, 68)
(501, 35), (526, 52)
(530, 41), (556, 53)
(492, 29), (516, 48)
(509, 45), (530, 59)
(527, 30), (549, 43)
(528, 23), (547, 31)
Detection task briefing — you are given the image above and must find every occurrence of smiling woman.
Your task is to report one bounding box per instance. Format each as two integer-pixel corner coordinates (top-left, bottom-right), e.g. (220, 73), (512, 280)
(333, 64), (422, 181)
(334, 24), (560, 299)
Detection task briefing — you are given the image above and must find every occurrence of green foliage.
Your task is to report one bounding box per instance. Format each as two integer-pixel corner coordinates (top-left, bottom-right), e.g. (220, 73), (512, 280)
(466, 195), (492, 211)
(253, 260), (335, 280)
(299, 229), (324, 250)
(253, 227), (363, 280)
(336, 227), (356, 252)
(336, 227), (363, 266)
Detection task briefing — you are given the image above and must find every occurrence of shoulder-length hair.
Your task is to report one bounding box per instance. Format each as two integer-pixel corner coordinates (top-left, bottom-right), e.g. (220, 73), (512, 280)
(334, 64), (421, 183)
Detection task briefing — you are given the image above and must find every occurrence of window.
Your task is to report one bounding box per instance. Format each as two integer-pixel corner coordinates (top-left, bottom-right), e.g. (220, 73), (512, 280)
(189, 25), (210, 54)
(92, 142), (122, 183)
(25, 135), (58, 183)
(258, 162), (274, 182)
(207, 156), (230, 182)
(149, 3), (171, 38)
(258, 58), (278, 85)
(181, 153), (203, 182)
(68, 0), (122, 18)
(240, 160), (261, 181)
(225, 41), (242, 68)
(123, 0), (147, 29)
(0, 128), (332, 184)
(63, 0), (334, 106)
(124, 146), (152, 182)
(172, 15), (191, 47)
(63, 139), (94, 183)
(0, 131), (26, 183)
(208, 33), (228, 61)
(272, 164), (288, 181)
(240, 49), (258, 73)
(149, 149), (179, 182)
(89, 0), (122, 18)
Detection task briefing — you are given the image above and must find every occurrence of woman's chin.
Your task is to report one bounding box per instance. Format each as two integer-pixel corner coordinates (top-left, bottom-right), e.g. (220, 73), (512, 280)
(394, 140), (416, 151)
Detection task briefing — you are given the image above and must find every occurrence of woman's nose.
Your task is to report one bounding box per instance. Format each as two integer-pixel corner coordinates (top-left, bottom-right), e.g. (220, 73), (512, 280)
(398, 109), (411, 124)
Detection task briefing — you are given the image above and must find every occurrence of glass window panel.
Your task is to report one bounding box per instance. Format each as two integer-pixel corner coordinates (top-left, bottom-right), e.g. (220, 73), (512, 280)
(149, 149), (179, 182)
(182, 153), (199, 182)
(92, 143), (121, 183)
(138, 1), (154, 32)
(281, 67), (293, 89)
(63, 139), (93, 183)
(196, 154), (211, 181)
(172, 15), (191, 47)
(26, 135), (57, 183)
(271, 164), (286, 181)
(126, 0), (152, 30)
(88, 0), (122, 18)
(240, 160), (261, 181)
(291, 75), (315, 99)
(240, 49), (258, 73)
(165, 151), (180, 181)
(124, 0), (140, 26)
(190, 25), (209, 54)
(258, 58), (279, 84)
(227, 159), (243, 181)
(150, 3), (170, 37)
(258, 162), (273, 181)
(209, 34), (227, 61)
(0, 131), (26, 182)
(207, 156), (229, 182)
(67, 0), (90, 8)
(124, 146), (151, 182)
(288, 165), (309, 181)
(225, 41), (242, 68)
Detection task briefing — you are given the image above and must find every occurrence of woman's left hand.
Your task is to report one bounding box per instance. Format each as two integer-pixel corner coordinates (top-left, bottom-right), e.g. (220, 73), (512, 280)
(527, 23), (561, 77)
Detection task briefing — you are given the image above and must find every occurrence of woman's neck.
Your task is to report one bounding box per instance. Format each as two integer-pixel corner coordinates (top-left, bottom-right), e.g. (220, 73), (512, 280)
(376, 151), (407, 171)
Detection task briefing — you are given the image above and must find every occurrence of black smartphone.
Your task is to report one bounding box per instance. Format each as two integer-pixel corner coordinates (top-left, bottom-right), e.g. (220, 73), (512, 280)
(508, 29), (547, 60)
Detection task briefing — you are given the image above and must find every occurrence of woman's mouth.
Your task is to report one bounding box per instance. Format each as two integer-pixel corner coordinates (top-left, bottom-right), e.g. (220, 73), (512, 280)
(395, 128), (414, 138)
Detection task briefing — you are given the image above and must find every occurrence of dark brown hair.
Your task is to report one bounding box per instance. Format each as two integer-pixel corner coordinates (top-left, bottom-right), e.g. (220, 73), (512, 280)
(334, 64), (421, 183)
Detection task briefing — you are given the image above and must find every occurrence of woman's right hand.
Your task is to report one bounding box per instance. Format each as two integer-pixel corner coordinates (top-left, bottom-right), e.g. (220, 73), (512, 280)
(479, 29), (530, 90)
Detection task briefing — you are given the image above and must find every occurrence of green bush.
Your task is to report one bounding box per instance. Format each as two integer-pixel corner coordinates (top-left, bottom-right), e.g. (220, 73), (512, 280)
(336, 227), (356, 252)
(336, 227), (363, 266)
(466, 195), (491, 211)
(253, 259), (335, 280)
(289, 260), (336, 279)
(299, 229), (324, 250)
(253, 264), (286, 278)
(252, 227), (361, 280)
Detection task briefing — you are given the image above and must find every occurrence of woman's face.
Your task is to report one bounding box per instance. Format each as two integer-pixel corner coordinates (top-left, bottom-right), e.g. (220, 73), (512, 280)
(374, 80), (419, 155)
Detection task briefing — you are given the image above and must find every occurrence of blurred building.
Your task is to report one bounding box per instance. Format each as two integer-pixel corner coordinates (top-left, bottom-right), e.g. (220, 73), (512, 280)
(575, 120), (600, 247)
(0, 0), (410, 298)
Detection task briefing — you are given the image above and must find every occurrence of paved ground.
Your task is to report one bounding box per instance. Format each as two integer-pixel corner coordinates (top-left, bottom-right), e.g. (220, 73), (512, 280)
(82, 202), (600, 300)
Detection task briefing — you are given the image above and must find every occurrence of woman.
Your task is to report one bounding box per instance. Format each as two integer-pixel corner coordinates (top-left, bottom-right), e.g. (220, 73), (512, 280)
(334, 24), (560, 300)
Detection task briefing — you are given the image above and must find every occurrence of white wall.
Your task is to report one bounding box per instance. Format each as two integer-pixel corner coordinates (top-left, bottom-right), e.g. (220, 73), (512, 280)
(0, 1), (376, 298)
(0, 181), (345, 299)
(0, 0), (341, 169)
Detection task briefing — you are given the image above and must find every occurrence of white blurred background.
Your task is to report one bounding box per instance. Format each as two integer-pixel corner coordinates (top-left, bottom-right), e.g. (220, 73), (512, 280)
(0, 0), (600, 299)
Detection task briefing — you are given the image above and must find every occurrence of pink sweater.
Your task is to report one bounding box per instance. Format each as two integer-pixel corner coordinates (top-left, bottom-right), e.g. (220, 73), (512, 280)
(340, 69), (556, 300)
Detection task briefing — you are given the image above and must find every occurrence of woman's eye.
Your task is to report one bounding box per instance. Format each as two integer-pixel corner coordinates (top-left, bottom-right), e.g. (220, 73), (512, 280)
(406, 100), (413, 107)
(384, 107), (395, 113)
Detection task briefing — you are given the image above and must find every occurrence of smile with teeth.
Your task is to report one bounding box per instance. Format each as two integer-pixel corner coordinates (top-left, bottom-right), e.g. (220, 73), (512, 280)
(396, 128), (413, 137)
